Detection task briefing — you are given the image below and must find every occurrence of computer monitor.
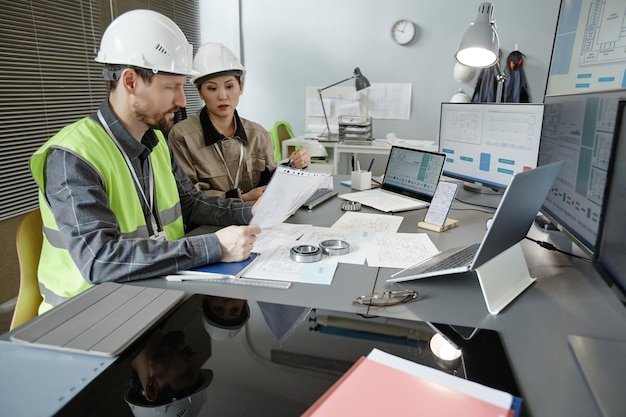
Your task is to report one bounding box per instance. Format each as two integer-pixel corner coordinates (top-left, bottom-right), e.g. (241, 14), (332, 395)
(438, 103), (544, 191)
(546, 0), (626, 96)
(537, 89), (625, 255)
(594, 99), (626, 300)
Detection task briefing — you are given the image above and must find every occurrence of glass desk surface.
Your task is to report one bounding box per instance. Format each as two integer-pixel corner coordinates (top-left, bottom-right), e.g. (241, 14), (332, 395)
(57, 293), (522, 417)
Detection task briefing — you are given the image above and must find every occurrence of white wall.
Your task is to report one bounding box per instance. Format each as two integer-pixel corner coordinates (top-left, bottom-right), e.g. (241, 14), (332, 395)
(199, 1), (241, 56)
(225, 0), (561, 141)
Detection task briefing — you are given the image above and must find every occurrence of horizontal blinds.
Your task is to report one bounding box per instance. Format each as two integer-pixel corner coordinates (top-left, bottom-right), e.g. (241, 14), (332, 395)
(0, 0), (105, 220)
(0, 0), (200, 221)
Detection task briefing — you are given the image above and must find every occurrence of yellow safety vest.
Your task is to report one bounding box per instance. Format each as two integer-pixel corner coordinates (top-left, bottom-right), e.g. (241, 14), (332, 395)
(30, 117), (184, 313)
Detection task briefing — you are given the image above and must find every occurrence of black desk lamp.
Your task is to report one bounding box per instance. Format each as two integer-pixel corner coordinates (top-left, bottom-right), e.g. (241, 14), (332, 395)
(454, 2), (506, 103)
(317, 67), (370, 140)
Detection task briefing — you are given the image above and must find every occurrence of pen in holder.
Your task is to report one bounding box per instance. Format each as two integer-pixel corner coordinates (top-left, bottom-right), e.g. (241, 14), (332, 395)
(351, 170), (372, 190)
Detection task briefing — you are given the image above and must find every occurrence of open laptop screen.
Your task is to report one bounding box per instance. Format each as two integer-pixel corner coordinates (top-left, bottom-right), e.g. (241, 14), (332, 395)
(381, 146), (446, 203)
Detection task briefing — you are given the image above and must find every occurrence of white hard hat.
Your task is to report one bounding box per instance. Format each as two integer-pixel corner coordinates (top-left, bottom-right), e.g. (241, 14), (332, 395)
(191, 42), (246, 86)
(125, 369), (213, 417)
(450, 88), (471, 103)
(95, 9), (193, 76)
(453, 62), (476, 83)
(200, 296), (250, 342)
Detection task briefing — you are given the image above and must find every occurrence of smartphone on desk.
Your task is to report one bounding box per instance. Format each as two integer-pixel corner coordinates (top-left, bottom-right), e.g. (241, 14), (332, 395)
(424, 181), (458, 226)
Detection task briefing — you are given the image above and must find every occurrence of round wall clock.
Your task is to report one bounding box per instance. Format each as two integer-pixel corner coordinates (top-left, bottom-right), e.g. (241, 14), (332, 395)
(391, 19), (416, 45)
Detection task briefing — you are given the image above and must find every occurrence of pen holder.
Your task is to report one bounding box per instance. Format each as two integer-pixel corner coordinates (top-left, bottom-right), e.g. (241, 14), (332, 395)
(351, 170), (372, 190)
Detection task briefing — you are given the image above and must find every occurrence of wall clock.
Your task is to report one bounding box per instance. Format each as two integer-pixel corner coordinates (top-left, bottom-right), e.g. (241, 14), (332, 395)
(391, 19), (416, 45)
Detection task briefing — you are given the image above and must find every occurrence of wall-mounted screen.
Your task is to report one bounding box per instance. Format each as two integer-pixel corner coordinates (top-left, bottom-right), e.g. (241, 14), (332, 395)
(438, 103), (544, 190)
(537, 89), (624, 254)
(546, 0), (626, 95)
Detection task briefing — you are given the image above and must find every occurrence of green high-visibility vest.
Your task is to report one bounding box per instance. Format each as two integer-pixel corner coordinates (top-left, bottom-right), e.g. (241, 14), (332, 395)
(30, 117), (184, 313)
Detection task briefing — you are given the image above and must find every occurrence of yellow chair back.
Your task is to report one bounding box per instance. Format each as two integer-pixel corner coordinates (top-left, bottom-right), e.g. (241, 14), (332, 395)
(269, 121), (295, 161)
(10, 208), (43, 330)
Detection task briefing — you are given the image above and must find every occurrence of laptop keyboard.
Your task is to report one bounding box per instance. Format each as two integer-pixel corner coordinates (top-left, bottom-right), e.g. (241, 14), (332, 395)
(303, 188), (337, 209)
(420, 243), (480, 273)
(10, 283), (185, 357)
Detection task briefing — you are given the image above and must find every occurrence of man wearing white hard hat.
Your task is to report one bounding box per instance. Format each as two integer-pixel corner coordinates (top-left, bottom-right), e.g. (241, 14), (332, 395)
(168, 42), (310, 202)
(30, 10), (261, 313)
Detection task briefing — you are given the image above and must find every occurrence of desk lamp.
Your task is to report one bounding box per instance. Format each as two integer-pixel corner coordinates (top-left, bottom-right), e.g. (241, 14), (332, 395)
(454, 2), (506, 103)
(318, 67), (370, 140)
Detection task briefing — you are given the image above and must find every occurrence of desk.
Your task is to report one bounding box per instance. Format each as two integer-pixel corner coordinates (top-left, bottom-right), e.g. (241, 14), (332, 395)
(282, 135), (392, 175)
(133, 177), (626, 417)
(2, 177), (626, 417)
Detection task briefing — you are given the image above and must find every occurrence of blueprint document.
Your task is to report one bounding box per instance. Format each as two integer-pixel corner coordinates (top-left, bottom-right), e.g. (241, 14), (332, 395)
(243, 212), (438, 285)
(251, 166), (329, 229)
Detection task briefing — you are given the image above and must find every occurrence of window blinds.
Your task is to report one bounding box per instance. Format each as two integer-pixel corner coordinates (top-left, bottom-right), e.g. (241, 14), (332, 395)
(0, 0), (200, 220)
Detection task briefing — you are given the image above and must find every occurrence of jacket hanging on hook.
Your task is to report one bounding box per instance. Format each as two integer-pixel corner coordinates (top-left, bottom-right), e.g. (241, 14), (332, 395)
(502, 50), (529, 103)
(471, 65), (499, 103)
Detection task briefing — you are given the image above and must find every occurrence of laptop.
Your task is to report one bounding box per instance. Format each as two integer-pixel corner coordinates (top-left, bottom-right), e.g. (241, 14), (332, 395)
(11, 282), (185, 357)
(339, 146), (446, 212)
(388, 161), (564, 314)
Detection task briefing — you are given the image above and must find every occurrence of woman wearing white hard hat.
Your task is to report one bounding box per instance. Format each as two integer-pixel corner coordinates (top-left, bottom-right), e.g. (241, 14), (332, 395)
(168, 42), (310, 202)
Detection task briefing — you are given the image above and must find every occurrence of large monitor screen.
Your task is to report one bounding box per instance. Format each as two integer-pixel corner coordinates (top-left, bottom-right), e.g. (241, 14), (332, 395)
(537, 89), (625, 254)
(594, 99), (626, 298)
(546, 0), (626, 95)
(438, 103), (544, 190)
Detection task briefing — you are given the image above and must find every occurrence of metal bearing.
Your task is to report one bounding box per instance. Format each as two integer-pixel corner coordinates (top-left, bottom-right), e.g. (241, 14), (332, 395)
(290, 245), (322, 263)
(319, 239), (350, 256)
(341, 200), (361, 211)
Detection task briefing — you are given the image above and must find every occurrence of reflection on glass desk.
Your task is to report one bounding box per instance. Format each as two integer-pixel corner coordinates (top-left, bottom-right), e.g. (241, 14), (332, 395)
(57, 294), (522, 417)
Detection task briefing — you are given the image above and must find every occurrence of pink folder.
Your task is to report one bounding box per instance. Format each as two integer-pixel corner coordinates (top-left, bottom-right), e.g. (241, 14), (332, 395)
(302, 356), (514, 417)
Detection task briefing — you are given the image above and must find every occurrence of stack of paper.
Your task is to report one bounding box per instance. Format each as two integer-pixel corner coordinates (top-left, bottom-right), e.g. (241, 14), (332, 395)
(251, 166), (330, 229)
(302, 348), (521, 417)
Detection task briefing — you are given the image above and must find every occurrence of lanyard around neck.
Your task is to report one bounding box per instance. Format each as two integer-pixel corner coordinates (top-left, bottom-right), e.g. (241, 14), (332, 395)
(96, 110), (160, 232)
(213, 140), (244, 190)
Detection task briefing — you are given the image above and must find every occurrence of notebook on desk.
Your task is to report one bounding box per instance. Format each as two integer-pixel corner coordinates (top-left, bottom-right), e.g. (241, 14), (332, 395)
(11, 282), (185, 357)
(388, 161), (564, 314)
(338, 146), (446, 212)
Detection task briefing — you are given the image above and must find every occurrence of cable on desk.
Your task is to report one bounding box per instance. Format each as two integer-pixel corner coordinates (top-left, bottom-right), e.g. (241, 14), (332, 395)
(525, 236), (592, 263)
(450, 206), (496, 214)
(453, 196), (498, 211)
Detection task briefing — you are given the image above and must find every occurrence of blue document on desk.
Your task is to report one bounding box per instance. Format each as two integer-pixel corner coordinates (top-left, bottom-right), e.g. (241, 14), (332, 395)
(181, 253), (259, 277)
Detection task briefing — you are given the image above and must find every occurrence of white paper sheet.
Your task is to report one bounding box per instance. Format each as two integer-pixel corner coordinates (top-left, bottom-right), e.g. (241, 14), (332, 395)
(366, 232), (439, 268)
(331, 212), (403, 233)
(253, 223), (313, 254)
(251, 166), (329, 229)
(242, 245), (338, 285)
(368, 82), (412, 120)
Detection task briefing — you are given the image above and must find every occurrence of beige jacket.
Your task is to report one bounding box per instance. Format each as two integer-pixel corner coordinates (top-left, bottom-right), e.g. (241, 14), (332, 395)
(168, 109), (277, 199)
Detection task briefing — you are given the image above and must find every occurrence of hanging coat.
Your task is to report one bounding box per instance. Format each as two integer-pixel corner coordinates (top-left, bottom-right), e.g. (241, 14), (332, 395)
(471, 65), (499, 103)
(502, 50), (530, 103)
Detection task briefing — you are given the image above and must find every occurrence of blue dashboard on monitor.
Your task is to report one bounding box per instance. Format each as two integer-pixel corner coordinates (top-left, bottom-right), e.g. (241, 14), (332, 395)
(438, 103), (544, 190)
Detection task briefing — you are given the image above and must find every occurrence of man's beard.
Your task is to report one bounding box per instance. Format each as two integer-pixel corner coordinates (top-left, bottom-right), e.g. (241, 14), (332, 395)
(135, 105), (178, 135)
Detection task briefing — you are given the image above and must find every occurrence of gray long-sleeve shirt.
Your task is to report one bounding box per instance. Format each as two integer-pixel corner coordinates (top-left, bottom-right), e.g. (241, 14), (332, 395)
(43, 100), (254, 284)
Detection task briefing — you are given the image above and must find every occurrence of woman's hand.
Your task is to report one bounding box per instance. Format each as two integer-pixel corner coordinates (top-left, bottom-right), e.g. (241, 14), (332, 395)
(288, 148), (310, 169)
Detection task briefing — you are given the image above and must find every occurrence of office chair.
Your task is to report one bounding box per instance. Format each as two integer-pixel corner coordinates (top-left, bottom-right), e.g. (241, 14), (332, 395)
(10, 208), (43, 330)
(269, 120), (295, 161)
